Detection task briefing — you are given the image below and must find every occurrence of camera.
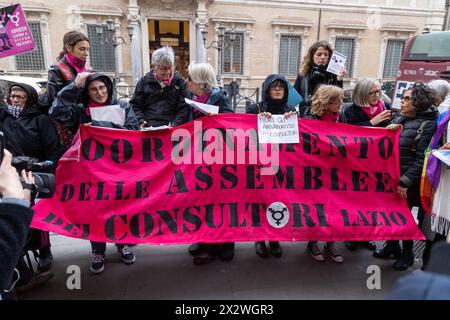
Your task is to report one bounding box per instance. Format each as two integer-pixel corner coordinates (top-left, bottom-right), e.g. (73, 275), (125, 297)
(0, 131), (56, 198)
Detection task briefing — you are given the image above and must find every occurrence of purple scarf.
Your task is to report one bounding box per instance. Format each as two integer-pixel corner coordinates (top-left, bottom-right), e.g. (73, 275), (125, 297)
(426, 111), (450, 189)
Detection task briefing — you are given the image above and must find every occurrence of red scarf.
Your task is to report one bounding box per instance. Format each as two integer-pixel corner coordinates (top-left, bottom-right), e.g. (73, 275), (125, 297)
(86, 101), (106, 116)
(154, 70), (174, 87)
(320, 111), (340, 123)
(192, 92), (211, 119)
(65, 53), (87, 74)
(361, 100), (384, 120)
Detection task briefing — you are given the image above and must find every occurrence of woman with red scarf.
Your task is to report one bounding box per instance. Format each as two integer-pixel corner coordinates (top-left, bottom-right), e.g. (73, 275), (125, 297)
(343, 77), (390, 252)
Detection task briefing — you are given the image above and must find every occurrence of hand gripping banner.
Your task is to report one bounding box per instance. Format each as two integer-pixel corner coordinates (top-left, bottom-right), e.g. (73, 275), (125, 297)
(31, 114), (424, 244)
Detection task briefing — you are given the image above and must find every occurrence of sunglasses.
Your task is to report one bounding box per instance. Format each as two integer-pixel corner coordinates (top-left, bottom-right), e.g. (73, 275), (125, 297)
(269, 81), (285, 89)
(369, 90), (380, 96)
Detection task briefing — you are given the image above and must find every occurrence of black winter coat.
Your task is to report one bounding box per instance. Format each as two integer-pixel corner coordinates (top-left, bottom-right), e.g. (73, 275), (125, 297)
(294, 65), (343, 106)
(130, 70), (189, 127)
(0, 203), (34, 293)
(0, 83), (65, 164)
(302, 104), (347, 123)
(391, 108), (438, 188)
(49, 74), (139, 134)
(343, 101), (391, 127)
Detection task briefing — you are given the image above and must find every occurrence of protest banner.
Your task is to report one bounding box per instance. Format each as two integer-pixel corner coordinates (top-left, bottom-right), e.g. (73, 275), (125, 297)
(31, 114), (424, 244)
(0, 4), (36, 59)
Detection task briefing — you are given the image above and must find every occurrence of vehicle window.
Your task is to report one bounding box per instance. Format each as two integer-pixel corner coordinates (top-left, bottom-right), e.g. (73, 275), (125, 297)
(406, 32), (450, 60)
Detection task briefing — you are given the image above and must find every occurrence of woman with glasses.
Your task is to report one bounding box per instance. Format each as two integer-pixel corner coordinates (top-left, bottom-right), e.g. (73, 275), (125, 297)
(302, 85), (346, 263)
(344, 77), (391, 127)
(49, 72), (139, 274)
(343, 77), (390, 252)
(184, 62), (234, 262)
(374, 82), (438, 270)
(247, 74), (296, 258)
(130, 46), (190, 129)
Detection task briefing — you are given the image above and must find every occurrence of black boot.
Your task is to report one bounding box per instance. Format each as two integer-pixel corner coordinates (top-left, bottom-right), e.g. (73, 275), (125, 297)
(345, 241), (358, 251)
(37, 247), (53, 272)
(373, 241), (401, 259)
(188, 243), (207, 256)
(393, 250), (414, 271)
(269, 241), (282, 258)
(255, 241), (269, 258)
(219, 242), (235, 261)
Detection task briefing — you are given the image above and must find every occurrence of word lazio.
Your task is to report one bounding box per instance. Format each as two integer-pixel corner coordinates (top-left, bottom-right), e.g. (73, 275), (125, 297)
(32, 114), (424, 244)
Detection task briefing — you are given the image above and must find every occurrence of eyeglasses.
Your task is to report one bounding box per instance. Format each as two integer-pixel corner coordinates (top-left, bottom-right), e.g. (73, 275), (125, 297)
(369, 90), (380, 96)
(401, 96), (413, 102)
(88, 85), (107, 94)
(269, 81), (285, 89)
(10, 94), (27, 100)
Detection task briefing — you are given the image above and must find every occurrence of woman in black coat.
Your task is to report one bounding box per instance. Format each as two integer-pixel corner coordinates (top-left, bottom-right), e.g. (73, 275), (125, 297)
(247, 74), (296, 259)
(294, 40), (346, 115)
(375, 82), (438, 271)
(0, 82), (65, 274)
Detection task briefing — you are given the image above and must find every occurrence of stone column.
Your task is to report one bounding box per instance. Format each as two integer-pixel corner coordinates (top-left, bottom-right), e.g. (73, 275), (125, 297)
(127, 0), (143, 86)
(196, 0), (208, 63)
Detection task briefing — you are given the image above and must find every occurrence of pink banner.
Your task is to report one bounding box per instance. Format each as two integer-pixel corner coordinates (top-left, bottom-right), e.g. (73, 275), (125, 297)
(32, 114), (424, 244)
(0, 4), (35, 59)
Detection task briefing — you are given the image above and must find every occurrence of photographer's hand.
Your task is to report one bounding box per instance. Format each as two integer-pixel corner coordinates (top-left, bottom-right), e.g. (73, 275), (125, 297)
(0, 149), (25, 199)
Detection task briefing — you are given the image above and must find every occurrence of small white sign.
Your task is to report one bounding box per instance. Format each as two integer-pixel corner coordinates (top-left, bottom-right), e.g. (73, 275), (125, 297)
(89, 104), (125, 126)
(258, 114), (299, 144)
(185, 98), (219, 115)
(326, 51), (347, 76)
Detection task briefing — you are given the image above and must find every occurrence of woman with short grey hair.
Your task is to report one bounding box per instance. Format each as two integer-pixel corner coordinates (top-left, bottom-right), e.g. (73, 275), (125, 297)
(185, 62), (234, 261)
(130, 46), (189, 128)
(428, 80), (450, 113)
(344, 77), (392, 127)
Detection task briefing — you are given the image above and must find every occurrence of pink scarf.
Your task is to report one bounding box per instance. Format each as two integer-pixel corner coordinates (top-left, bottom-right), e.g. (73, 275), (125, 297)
(86, 101), (106, 116)
(320, 111), (340, 123)
(192, 92), (211, 119)
(65, 53), (87, 74)
(361, 100), (384, 120)
(154, 70), (174, 87)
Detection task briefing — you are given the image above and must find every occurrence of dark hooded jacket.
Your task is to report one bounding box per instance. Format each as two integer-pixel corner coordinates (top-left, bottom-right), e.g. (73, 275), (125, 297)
(130, 70), (189, 127)
(49, 74), (139, 134)
(0, 83), (65, 164)
(186, 87), (234, 121)
(246, 74), (296, 115)
(38, 56), (89, 113)
(391, 108), (438, 189)
(344, 101), (392, 127)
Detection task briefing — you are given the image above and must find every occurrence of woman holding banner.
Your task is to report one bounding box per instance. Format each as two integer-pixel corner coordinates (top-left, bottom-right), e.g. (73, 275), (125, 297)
(302, 85), (346, 263)
(377, 82), (437, 271)
(185, 62), (235, 262)
(294, 40), (346, 115)
(247, 74), (296, 259)
(49, 72), (139, 274)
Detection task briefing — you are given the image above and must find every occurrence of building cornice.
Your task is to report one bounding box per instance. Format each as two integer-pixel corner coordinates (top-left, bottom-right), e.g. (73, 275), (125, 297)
(380, 23), (419, 32)
(211, 12), (255, 24)
(0, 2), (51, 14)
(271, 16), (313, 28)
(327, 19), (366, 30)
(76, 5), (124, 17)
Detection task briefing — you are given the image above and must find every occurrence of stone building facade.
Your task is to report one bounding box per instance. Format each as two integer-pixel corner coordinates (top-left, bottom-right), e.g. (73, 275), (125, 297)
(0, 0), (446, 98)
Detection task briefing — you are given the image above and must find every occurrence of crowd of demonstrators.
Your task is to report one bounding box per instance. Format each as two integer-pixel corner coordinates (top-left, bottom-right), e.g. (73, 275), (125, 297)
(247, 74), (296, 259)
(184, 62), (235, 262)
(49, 72), (139, 274)
(0, 83), (65, 281)
(302, 85), (346, 263)
(294, 40), (347, 115)
(374, 83), (438, 271)
(40, 31), (92, 147)
(130, 46), (190, 129)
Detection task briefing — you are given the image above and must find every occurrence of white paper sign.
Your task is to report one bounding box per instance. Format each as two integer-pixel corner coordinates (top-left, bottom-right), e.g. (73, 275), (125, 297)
(185, 98), (219, 115)
(432, 149), (450, 167)
(89, 104), (125, 126)
(326, 51), (347, 76)
(258, 114), (299, 144)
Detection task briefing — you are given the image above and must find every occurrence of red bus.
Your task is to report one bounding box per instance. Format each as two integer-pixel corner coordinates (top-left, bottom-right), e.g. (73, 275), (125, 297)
(392, 31), (450, 110)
